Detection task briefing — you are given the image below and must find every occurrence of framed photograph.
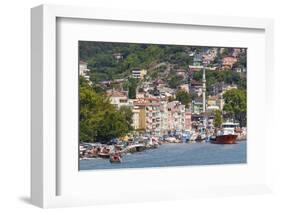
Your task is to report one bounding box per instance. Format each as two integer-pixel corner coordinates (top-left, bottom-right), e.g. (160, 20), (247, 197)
(31, 4), (274, 208)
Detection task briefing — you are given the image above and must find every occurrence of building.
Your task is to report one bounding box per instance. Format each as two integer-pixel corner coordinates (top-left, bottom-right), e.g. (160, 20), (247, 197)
(193, 53), (203, 66)
(145, 98), (161, 136)
(79, 61), (91, 82)
(190, 80), (203, 97)
(132, 107), (140, 130)
(185, 111), (192, 130)
(167, 101), (186, 132)
(222, 56), (237, 69)
(179, 84), (189, 93)
(106, 90), (128, 109)
(112, 53), (123, 61)
(192, 99), (203, 115)
(160, 101), (169, 135)
(131, 69), (147, 80)
(232, 48), (241, 58)
(176, 68), (186, 77)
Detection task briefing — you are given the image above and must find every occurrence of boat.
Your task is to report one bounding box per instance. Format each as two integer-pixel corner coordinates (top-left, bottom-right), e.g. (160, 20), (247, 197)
(98, 147), (111, 158)
(212, 122), (239, 144)
(195, 126), (207, 143)
(109, 153), (122, 163)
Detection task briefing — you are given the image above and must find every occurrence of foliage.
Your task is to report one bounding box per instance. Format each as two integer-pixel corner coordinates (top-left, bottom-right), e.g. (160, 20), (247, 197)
(223, 88), (247, 127)
(192, 70), (246, 94)
(168, 75), (183, 89)
(79, 41), (195, 81)
(79, 77), (133, 142)
(213, 110), (223, 128)
(176, 90), (191, 108)
(123, 78), (139, 99)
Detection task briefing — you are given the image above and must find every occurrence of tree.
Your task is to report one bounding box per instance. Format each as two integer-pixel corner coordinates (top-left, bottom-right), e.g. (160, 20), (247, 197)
(168, 75), (183, 89)
(223, 88), (247, 127)
(127, 78), (138, 99)
(176, 90), (191, 108)
(213, 110), (222, 128)
(119, 106), (134, 132)
(79, 79), (133, 142)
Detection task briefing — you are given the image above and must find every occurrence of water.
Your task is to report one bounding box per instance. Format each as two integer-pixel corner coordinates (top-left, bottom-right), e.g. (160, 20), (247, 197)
(79, 140), (247, 170)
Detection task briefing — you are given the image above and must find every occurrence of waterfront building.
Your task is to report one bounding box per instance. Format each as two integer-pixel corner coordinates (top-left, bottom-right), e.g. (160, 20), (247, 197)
(145, 98), (161, 136)
(132, 107), (140, 130)
(185, 111), (192, 130)
(160, 100), (169, 135)
(133, 99), (147, 132)
(167, 101), (186, 132)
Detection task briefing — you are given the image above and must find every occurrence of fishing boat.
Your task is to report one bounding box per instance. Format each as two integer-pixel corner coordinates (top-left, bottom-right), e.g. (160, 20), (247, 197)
(98, 147), (111, 158)
(109, 153), (122, 163)
(212, 122), (239, 144)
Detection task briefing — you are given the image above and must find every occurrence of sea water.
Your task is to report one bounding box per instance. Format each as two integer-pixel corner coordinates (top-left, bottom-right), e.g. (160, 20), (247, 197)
(79, 140), (247, 170)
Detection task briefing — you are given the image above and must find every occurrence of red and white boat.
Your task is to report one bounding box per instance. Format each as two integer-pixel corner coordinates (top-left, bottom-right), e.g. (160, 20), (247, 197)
(212, 122), (239, 144)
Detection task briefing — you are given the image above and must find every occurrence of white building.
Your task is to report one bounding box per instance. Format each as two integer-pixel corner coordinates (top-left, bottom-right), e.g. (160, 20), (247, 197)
(79, 61), (90, 82)
(132, 108), (140, 130)
(106, 91), (128, 109)
(132, 69), (147, 80)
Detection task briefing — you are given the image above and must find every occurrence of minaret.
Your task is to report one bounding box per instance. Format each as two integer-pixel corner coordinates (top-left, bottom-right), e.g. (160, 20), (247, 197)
(202, 67), (206, 113)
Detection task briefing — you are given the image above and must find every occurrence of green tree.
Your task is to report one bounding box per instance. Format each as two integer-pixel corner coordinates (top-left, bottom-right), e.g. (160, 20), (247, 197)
(127, 78), (138, 99)
(119, 106), (134, 132)
(79, 78), (133, 142)
(223, 88), (247, 127)
(168, 75), (183, 89)
(176, 90), (191, 108)
(213, 110), (223, 128)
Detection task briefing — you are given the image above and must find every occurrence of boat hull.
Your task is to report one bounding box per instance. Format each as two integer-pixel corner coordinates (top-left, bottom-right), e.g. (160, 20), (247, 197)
(212, 134), (238, 144)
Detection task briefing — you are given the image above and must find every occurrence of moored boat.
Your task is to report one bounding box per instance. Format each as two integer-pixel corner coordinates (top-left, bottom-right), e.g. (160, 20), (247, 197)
(212, 122), (239, 144)
(109, 153), (122, 163)
(213, 134), (238, 144)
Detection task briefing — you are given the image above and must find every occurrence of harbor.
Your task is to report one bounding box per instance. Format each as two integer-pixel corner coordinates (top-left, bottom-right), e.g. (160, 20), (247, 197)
(80, 140), (247, 170)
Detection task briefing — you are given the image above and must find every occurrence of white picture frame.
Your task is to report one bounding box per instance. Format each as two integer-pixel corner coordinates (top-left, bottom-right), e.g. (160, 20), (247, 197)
(31, 4), (274, 208)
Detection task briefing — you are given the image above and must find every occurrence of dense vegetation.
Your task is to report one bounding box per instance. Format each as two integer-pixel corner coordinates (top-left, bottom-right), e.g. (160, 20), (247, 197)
(79, 41), (246, 94)
(193, 70), (247, 94)
(223, 88), (247, 127)
(79, 41), (196, 82)
(79, 77), (133, 142)
(176, 90), (191, 108)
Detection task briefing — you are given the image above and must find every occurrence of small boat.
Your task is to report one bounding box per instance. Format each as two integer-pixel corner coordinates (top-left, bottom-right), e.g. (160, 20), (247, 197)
(98, 147), (111, 158)
(212, 122), (239, 144)
(98, 152), (110, 158)
(109, 153), (122, 163)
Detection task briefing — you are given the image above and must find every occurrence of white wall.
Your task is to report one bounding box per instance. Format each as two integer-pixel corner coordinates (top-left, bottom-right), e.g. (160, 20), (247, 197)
(0, 0), (280, 212)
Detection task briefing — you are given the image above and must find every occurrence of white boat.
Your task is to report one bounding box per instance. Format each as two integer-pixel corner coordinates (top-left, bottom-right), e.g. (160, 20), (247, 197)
(212, 122), (239, 144)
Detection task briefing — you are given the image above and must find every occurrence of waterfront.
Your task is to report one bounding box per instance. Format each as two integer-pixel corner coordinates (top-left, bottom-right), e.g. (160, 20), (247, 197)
(79, 140), (246, 170)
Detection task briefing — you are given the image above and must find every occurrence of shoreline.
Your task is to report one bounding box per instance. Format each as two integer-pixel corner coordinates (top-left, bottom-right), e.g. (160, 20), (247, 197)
(80, 139), (247, 161)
